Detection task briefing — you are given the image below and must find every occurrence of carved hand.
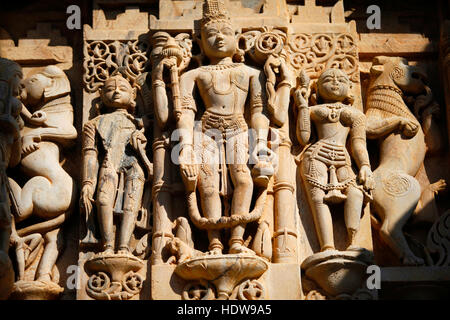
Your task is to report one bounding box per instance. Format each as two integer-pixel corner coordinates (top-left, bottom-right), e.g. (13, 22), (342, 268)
(179, 145), (198, 190)
(28, 110), (48, 126)
(358, 165), (375, 191)
(152, 57), (177, 81)
(252, 141), (277, 172)
(80, 184), (95, 215)
(130, 129), (147, 151)
(278, 58), (295, 86)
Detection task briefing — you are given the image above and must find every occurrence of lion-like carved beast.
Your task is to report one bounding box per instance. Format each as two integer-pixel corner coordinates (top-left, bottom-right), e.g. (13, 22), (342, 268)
(365, 56), (444, 265)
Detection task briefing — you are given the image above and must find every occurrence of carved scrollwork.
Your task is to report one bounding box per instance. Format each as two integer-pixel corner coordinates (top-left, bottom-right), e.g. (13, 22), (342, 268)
(83, 39), (149, 92)
(287, 33), (359, 82)
(427, 210), (450, 266)
(238, 30), (359, 83)
(237, 280), (265, 300)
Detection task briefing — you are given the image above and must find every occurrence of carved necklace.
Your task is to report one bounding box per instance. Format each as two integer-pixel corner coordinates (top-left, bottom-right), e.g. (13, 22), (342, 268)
(369, 84), (404, 97)
(200, 63), (243, 71)
(325, 103), (344, 123)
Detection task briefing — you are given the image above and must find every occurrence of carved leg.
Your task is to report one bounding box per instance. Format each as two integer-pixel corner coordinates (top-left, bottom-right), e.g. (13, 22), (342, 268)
(7, 177), (35, 222)
(96, 166), (118, 253)
(307, 187), (335, 252)
(372, 169), (424, 265)
(151, 135), (174, 264)
(197, 164), (222, 254)
(343, 186), (364, 250)
(36, 228), (63, 282)
(118, 165), (145, 254)
(228, 164), (254, 254)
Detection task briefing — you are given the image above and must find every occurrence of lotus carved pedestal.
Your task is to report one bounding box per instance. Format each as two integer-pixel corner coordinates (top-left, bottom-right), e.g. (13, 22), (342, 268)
(84, 252), (144, 300)
(175, 254), (269, 300)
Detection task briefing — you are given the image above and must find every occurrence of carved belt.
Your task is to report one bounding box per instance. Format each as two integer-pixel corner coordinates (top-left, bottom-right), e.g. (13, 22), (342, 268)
(201, 110), (248, 139)
(304, 141), (354, 191)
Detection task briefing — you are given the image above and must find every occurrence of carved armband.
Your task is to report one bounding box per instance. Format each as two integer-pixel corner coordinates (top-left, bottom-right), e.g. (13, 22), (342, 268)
(181, 94), (197, 113)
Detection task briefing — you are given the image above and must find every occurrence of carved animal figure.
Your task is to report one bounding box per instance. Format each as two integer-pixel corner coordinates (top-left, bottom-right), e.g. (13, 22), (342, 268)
(8, 65), (77, 282)
(365, 56), (431, 265)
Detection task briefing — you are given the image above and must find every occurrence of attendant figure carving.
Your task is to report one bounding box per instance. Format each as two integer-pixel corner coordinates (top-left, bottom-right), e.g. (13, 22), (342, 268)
(295, 68), (374, 252)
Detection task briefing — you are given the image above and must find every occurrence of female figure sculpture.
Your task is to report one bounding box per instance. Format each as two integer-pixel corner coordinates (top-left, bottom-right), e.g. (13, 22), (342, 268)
(295, 68), (374, 252)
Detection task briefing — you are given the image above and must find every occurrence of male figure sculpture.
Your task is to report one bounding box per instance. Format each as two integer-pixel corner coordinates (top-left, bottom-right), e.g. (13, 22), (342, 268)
(175, 0), (277, 254)
(295, 68), (374, 251)
(80, 72), (151, 255)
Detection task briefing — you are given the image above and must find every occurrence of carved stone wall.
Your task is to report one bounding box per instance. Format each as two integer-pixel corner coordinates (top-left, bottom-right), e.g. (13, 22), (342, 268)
(0, 0), (449, 300)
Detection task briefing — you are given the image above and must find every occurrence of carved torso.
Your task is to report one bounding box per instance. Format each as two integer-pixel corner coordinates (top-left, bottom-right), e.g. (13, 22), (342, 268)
(310, 103), (360, 146)
(90, 110), (141, 172)
(196, 63), (251, 116)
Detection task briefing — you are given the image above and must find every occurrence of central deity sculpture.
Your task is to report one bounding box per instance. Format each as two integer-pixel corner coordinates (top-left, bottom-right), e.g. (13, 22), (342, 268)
(174, 0), (277, 255)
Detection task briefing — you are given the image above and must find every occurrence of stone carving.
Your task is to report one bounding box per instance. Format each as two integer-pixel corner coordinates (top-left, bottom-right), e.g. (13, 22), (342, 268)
(427, 210), (450, 266)
(6, 65), (77, 299)
(365, 56), (445, 265)
(296, 68), (374, 252)
(80, 72), (152, 299)
(153, 0), (282, 300)
(83, 40), (149, 93)
(0, 58), (23, 300)
(295, 67), (375, 297)
(150, 31), (193, 265)
(239, 31), (359, 83)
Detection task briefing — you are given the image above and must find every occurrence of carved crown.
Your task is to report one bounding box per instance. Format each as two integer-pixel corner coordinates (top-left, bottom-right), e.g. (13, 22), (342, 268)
(202, 0), (230, 26)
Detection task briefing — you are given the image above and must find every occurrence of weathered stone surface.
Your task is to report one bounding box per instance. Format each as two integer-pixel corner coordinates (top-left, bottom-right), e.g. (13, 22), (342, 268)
(0, 0), (448, 301)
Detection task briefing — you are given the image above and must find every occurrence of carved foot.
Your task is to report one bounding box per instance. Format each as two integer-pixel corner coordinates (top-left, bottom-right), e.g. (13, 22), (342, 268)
(229, 243), (255, 255)
(206, 248), (223, 255)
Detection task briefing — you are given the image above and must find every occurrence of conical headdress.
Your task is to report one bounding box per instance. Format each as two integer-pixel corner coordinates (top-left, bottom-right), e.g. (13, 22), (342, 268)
(202, 0), (230, 26)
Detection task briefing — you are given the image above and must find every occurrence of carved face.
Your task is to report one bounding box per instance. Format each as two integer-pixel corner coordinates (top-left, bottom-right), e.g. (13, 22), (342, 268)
(371, 56), (428, 95)
(390, 60), (427, 95)
(20, 73), (51, 106)
(317, 69), (351, 103)
(101, 76), (136, 110)
(201, 21), (236, 61)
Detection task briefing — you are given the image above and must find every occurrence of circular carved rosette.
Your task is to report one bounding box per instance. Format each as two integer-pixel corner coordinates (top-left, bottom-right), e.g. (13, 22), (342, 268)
(87, 271), (111, 293)
(122, 271), (143, 295)
(335, 34), (356, 54)
(289, 34), (311, 53)
(182, 282), (215, 300)
(312, 34), (333, 57)
(382, 173), (411, 196)
(237, 280), (265, 300)
(238, 31), (261, 53)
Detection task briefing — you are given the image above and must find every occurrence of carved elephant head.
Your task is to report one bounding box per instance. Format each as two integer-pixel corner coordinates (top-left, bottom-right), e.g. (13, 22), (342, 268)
(20, 65), (70, 107)
(370, 56), (428, 95)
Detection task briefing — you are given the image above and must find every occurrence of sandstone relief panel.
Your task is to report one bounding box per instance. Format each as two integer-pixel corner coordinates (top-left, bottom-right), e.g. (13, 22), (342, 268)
(0, 0), (449, 301)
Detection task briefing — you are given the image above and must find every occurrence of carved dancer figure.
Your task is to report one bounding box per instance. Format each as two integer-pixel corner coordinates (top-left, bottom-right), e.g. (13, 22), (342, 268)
(365, 56), (443, 265)
(176, 0), (274, 255)
(80, 72), (152, 255)
(8, 65), (77, 284)
(0, 58), (23, 298)
(295, 68), (374, 252)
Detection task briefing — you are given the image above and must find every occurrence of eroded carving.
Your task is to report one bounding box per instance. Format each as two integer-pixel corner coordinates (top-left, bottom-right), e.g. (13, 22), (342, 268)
(0, 58), (23, 300)
(6, 65), (77, 299)
(80, 72), (152, 299)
